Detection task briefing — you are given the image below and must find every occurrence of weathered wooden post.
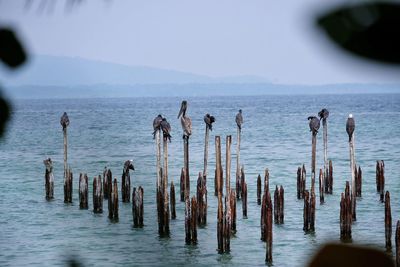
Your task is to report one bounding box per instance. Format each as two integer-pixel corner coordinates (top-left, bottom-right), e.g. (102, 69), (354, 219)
(178, 100), (192, 200)
(340, 181), (352, 240)
(159, 117), (171, 235)
(93, 175), (103, 213)
(297, 167), (302, 199)
(132, 186), (144, 228)
(153, 114), (163, 191)
(121, 160), (134, 203)
(308, 116), (320, 197)
(180, 168), (185, 202)
(355, 165), (362, 197)
(230, 189), (237, 234)
(108, 178), (119, 221)
(226, 135), (232, 195)
(185, 196), (198, 244)
(385, 191), (392, 250)
(235, 110), (243, 200)
(224, 194), (231, 252)
(43, 158), (54, 200)
(103, 167), (109, 199)
(346, 114), (356, 221)
(274, 185), (284, 224)
(79, 173), (88, 209)
(60, 112), (69, 184)
(297, 164), (307, 199)
(264, 168), (270, 194)
(396, 220), (400, 267)
(376, 160), (385, 202)
(328, 160), (333, 193)
(265, 190), (273, 264)
(257, 174), (261, 205)
(217, 193), (224, 253)
(105, 169), (112, 200)
(170, 181), (176, 220)
(303, 190), (310, 232)
(197, 172), (207, 225)
(318, 109), (330, 195)
(241, 167), (247, 218)
(319, 168), (324, 204)
(215, 136), (223, 197)
(64, 167), (73, 203)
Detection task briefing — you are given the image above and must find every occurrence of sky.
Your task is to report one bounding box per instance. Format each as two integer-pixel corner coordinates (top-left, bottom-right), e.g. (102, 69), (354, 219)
(0, 0), (399, 85)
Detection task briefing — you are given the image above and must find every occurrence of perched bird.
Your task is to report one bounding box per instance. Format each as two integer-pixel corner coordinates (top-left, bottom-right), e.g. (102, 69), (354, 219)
(204, 113), (216, 131)
(160, 118), (172, 142)
(123, 159), (135, 172)
(177, 100), (192, 138)
(152, 114), (163, 138)
(60, 112), (69, 130)
(236, 109), (243, 131)
(318, 108), (330, 120)
(346, 114), (355, 142)
(308, 116), (320, 135)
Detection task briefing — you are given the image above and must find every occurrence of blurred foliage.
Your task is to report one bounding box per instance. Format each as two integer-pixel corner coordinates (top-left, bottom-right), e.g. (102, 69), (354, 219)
(318, 2), (400, 64)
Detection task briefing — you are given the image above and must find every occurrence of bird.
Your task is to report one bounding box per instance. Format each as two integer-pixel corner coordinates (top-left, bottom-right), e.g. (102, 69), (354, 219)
(318, 108), (330, 120)
(60, 112), (69, 130)
(204, 113), (216, 131)
(308, 116), (320, 135)
(123, 159), (135, 172)
(160, 118), (172, 142)
(346, 114), (355, 142)
(236, 109), (243, 131)
(177, 100), (192, 139)
(152, 114), (163, 138)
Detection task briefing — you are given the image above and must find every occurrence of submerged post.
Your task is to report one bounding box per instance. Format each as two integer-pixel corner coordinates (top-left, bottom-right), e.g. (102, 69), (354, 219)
(241, 167), (247, 218)
(121, 160), (134, 203)
(132, 186), (144, 228)
(170, 181), (176, 220)
(340, 181), (352, 240)
(64, 167), (73, 203)
(197, 172), (207, 225)
(346, 114), (356, 221)
(108, 178), (119, 221)
(43, 158), (54, 200)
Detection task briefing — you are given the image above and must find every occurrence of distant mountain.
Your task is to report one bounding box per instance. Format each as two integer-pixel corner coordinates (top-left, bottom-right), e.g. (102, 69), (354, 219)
(0, 55), (270, 86)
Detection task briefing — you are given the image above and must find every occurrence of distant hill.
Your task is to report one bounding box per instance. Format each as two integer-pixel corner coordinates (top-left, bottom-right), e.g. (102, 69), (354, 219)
(0, 55), (270, 86)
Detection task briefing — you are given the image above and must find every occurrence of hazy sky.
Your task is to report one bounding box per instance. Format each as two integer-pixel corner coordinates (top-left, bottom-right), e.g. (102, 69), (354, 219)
(0, 0), (399, 84)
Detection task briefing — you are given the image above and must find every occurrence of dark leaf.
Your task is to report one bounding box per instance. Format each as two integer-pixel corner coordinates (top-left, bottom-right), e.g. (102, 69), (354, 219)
(317, 2), (400, 64)
(0, 28), (27, 68)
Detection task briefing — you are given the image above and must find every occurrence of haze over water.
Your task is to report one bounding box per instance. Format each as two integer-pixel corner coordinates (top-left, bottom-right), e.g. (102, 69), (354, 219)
(0, 94), (399, 266)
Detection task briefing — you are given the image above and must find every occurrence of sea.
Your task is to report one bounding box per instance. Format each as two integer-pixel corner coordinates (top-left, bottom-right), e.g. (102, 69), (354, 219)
(0, 94), (399, 266)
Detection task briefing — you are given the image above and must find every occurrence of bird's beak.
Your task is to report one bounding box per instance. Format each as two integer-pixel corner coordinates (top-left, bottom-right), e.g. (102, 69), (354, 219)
(178, 103), (184, 119)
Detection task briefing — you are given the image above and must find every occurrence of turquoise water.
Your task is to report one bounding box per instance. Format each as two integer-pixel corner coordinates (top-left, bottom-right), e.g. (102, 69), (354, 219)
(0, 94), (399, 266)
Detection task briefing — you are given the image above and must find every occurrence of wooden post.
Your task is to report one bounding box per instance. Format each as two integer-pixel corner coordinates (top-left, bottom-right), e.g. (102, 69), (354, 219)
(230, 189), (236, 234)
(43, 158), (54, 200)
(265, 190), (273, 264)
(236, 126), (241, 200)
(355, 165), (362, 197)
(310, 191), (316, 232)
(319, 168), (324, 204)
(106, 169), (112, 200)
(328, 160), (333, 194)
(303, 190), (310, 232)
(385, 191), (392, 250)
(217, 193), (224, 253)
(103, 167), (109, 200)
(121, 160), (133, 203)
(180, 168), (185, 202)
(264, 168), (270, 194)
(340, 181), (352, 240)
(396, 220), (400, 267)
(215, 136), (223, 197)
(156, 129), (161, 191)
(349, 126), (356, 221)
(297, 165), (306, 199)
(108, 178), (119, 221)
(377, 160), (385, 202)
(322, 116), (328, 194)
(224, 194), (231, 252)
(93, 175), (103, 213)
(242, 168), (247, 219)
(185, 196), (198, 245)
(63, 127), (68, 184)
(311, 133), (317, 195)
(226, 135), (232, 195)
(170, 181), (176, 220)
(64, 167), (73, 203)
(274, 185), (284, 224)
(302, 164), (306, 198)
(257, 174), (261, 205)
(161, 134), (170, 235)
(132, 186), (144, 228)
(297, 167), (301, 199)
(197, 172), (207, 225)
(79, 173), (88, 209)
(203, 122), (210, 180)
(183, 136), (190, 200)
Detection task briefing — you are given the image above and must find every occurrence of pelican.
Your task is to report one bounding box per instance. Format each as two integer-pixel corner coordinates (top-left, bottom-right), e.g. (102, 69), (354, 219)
(152, 114), (163, 138)
(308, 116), (320, 135)
(160, 118), (172, 142)
(123, 159), (135, 172)
(346, 114), (355, 142)
(177, 100), (192, 139)
(60, 112), (69, 130)
(236, 109), (243, 131)
(204, 113), (216, 131)
(318, 108), (329, 120)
